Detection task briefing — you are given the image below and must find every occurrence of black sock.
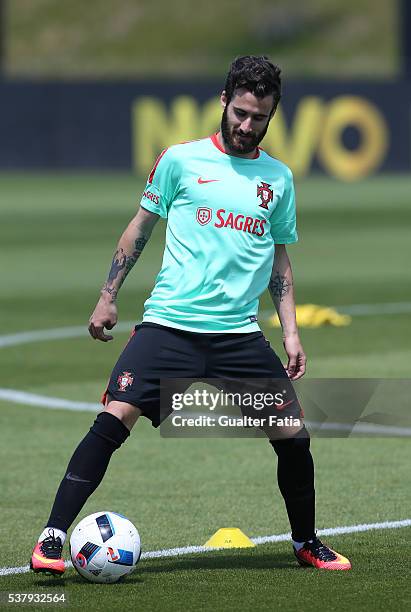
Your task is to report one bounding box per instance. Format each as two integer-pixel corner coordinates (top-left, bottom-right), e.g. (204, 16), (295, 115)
(270, 427), (315, 542)
(46, 412), (130, 533)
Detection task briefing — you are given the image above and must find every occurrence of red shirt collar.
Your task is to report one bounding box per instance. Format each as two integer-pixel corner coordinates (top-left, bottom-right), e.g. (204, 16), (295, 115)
(210, 132), (260, 159)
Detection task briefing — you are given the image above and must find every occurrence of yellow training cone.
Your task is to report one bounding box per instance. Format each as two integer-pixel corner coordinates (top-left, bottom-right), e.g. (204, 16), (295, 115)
(269, 304), (352, 328)
(204, 528), (255, 549)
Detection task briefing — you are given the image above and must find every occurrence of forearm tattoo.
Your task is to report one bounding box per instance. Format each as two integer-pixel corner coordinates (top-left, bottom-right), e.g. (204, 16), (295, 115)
(124, 238), (148, 276)
(269, 272), (292, 302)
(102, 236), (148, 299)
(107, 249), (127, 283)
(102, 284), (118, 300)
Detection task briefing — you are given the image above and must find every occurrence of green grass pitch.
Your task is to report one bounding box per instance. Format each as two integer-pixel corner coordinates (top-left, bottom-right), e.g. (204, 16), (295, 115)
(0, 173), (410, 610)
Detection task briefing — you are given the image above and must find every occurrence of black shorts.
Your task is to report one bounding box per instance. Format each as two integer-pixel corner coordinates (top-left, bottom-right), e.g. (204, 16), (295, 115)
(102, 322), (301, 428)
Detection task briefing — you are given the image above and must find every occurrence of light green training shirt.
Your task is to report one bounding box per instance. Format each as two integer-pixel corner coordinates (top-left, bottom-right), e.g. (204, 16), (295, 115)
(140, 134), (297, 333)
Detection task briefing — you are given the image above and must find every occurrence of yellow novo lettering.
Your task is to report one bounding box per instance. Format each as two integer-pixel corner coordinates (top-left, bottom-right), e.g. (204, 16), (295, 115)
(263, 98), (324, 176)
(317, 96), (389, 181)
(131, 94), (389, 181)
(200, 98), (221, 138)
(132, 96), (200, 175)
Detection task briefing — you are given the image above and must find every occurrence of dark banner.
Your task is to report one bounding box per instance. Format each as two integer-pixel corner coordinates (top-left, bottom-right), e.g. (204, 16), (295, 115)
(1, 79), (410, 180)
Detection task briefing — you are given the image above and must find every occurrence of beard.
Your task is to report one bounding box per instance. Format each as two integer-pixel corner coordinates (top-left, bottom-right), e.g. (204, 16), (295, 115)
(220, 106), (270, 155)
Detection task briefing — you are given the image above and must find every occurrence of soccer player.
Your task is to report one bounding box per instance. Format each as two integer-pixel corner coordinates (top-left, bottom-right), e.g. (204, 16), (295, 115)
(30, 56), (351, 574)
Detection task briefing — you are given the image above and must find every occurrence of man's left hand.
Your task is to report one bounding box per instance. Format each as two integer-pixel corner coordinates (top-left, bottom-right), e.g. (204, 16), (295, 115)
(283, 334), (306, 380)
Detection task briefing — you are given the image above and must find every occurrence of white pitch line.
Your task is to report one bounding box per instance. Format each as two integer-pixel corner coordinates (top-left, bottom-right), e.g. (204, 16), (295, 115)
(1, 389), (410, 437)
(305, 420), (411, 437)
(0, 301), (410, 349)
(251, 519), (411, 545)
(0, 519), (410, 578)
(0, 389), (100, 412)
(0, 321), (137, 348)
(334, 302), (411, 316)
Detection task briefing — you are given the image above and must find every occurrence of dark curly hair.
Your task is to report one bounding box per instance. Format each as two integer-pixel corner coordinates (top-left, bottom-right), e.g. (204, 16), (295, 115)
(224, 55), (282, 111)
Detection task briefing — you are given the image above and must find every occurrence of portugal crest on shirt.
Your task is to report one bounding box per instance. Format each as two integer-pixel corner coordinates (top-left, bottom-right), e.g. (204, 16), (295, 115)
(117, 371), (134, 392)
(257, 182), (273, 209)
(196, 207), (212, 225)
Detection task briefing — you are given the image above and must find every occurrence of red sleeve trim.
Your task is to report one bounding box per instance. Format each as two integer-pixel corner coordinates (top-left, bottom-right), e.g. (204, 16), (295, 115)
(148, 148), (168, 184)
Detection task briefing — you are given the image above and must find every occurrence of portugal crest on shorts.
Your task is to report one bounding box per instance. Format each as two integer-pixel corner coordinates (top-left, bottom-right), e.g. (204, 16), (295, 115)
(117, 371), (134, 392)
(257, 182), (273, 209)
(196, 207), (212, 225)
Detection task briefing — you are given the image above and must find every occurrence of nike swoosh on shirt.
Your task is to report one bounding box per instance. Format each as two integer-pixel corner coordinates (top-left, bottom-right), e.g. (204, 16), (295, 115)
(65, 472), (92, 483)
(198, 177), (220, 184)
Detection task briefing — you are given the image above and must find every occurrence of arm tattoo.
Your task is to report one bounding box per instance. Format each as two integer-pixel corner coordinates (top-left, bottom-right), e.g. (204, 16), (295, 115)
(124, 237), (148, 277)
(107, 248), (127, 283)
(102, 237), (148, 299)
(101, 283), (118, 300)
(269, 272), (292, 302)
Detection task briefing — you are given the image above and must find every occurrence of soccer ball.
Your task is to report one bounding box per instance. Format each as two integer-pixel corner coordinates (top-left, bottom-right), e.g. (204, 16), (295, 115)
(70, 511), (141, 583)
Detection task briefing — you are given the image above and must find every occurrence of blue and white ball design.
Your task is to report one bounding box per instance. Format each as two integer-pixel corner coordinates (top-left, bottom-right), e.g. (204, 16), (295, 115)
(70, 511), (141, 583)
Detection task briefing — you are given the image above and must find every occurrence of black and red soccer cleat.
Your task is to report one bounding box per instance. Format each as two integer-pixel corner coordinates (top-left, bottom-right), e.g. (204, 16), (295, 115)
(294, 537), (351, 570)
(30, 529), (65, 576)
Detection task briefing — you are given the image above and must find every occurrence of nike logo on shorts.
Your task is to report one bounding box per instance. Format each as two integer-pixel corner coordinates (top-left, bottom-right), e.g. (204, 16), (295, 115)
(275, 399), (294, 411)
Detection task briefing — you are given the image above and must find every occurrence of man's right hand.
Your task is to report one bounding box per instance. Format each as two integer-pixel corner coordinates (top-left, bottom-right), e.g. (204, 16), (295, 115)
(88, 296), (118, 342)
